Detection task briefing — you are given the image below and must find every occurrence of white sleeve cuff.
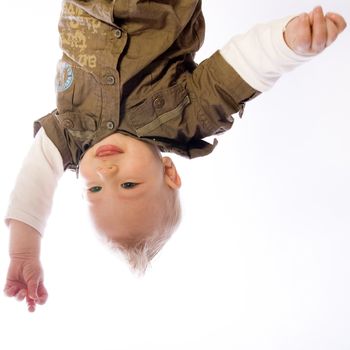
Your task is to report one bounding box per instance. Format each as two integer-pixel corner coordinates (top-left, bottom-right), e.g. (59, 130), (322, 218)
(220, 16), (313, 92)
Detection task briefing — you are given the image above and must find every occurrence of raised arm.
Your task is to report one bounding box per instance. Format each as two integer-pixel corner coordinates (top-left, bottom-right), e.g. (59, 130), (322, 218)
(4, 128), (64, 311)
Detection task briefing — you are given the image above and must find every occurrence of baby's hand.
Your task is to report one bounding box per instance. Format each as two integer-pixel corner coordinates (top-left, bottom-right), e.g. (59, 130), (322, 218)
(4, 257), (48, 312)
(284, 6), (347, 56)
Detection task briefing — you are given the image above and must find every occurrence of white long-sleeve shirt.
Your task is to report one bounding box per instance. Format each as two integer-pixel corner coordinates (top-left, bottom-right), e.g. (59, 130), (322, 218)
(5, 16), (312, 235)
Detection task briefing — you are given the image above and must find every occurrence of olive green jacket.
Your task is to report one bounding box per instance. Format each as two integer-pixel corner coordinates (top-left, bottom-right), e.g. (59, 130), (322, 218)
(34, 0), (260, 171)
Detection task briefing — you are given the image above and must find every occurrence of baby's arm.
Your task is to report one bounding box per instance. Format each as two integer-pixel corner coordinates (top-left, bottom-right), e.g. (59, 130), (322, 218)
(178, 6), (346, 154)
(220, 7), (346, 94)
(4, 128), (64, 311)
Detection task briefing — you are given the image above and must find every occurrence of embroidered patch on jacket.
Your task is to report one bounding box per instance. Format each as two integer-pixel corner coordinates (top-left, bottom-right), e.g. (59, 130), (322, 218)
(55, 62), (74, 92)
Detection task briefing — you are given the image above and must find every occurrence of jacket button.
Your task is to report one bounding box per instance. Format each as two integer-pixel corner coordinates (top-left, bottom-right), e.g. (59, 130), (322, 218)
(106, 121), (115, 130)
(153, 97), (165, 109)
(115, 29), (122, 39)
(63, 119), (74, 128)
(105, 75), (115, 85)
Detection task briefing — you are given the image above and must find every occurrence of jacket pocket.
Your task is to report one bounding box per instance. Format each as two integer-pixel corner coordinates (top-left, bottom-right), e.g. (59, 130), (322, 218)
(129, 83), (191, 139)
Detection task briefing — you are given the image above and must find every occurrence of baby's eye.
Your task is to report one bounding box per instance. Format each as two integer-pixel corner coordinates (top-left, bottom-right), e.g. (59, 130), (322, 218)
(89, 186), (102, 193)
(121, 182), (138, 189)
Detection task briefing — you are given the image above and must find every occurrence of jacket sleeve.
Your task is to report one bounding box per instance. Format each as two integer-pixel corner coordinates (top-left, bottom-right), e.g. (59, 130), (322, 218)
(185, 50), (260, 138)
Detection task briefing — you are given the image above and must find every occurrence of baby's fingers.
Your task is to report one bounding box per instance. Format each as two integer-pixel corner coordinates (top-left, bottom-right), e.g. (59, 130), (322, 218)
(324, 17), (340, 47)
(26, 294), (37, 313)
(326, 12), (347, 33)
(4, 282), (29, 303)
(310, 7), (327, 53)
(36, 282), (48, 305)
(16, 289), (27, 301)
(4, 284), (21, 297)
(27, 279), (39, 301)
(284, 13), (312, 55)
(325, 13), (347, 47)
(25, 281), (48, 312)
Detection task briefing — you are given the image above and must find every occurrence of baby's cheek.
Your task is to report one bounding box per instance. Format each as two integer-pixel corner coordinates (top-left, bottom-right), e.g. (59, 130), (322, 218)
(78, 159), (93, 181)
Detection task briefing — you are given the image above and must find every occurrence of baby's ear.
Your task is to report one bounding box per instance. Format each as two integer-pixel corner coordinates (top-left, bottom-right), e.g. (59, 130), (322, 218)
(162, 157), (181, 189)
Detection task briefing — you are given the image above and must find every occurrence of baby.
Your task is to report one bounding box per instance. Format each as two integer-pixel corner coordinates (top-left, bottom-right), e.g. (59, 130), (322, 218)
(3, 0), (346, 312)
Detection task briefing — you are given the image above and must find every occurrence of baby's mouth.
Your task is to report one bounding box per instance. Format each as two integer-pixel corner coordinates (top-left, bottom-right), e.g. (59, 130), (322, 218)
(95, 145), (124, 157)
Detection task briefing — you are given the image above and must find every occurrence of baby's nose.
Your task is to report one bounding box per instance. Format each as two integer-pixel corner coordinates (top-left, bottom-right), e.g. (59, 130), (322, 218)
(97, 164), (118, 177)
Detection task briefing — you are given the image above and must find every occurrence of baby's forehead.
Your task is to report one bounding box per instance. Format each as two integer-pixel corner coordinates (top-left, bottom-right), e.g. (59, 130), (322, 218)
(88, 186), (168, 217)
(90, 200), (164, 242)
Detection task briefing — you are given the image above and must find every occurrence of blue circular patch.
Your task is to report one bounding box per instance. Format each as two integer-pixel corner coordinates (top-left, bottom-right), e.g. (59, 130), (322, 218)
(55, 62), (74, 92)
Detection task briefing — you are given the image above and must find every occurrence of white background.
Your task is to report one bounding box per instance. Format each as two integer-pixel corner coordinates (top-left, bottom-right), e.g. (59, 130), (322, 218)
(0, 1), (349, 349)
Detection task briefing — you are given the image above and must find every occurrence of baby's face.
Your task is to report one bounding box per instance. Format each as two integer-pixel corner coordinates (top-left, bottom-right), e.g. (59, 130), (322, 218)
(78, 133), (177, 243)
